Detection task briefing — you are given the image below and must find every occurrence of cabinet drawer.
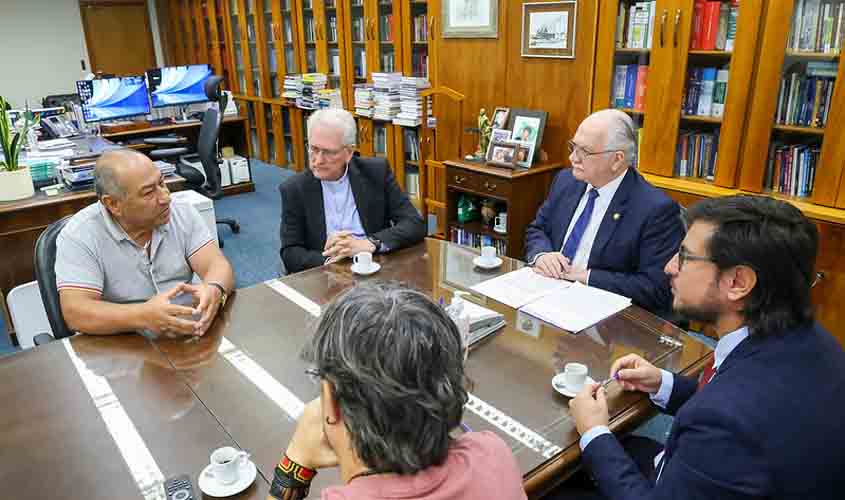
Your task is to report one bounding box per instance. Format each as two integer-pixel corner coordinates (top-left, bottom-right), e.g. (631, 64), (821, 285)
(476, 175), (512, 199)
(447, 169), (478, 191)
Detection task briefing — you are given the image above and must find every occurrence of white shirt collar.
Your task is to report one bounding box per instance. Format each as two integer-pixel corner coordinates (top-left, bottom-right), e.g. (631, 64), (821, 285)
(320, 164), (350, 186)
(713, 326), (750, 371)
(588, 168), (627, 201)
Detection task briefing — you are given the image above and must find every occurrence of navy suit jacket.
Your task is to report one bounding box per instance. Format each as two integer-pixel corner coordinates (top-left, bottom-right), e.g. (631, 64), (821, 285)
(582, 322), (845, 500)
(279, 156), (425, 274)
(524, 168), (683, 315)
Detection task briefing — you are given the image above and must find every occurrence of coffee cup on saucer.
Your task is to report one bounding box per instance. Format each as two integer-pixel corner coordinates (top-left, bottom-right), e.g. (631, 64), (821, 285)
(563, 363), (589, 392)
(480, 246), (497, 264)
(206, 446), (249, 485)
(352, 251), (380, 275)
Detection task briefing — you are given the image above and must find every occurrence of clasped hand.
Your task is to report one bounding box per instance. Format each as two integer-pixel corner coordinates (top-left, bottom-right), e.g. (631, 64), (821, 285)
(532, 253), (588, 283)
(322, 231), (375, 264)
(142, 282), (222, 338)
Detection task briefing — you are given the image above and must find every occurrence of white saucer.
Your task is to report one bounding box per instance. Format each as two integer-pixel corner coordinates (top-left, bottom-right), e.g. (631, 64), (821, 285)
(473, 256), (503, 269)
(552, 373), (595, 398)
(352, 262), (381, 276)
(493, 226), (507, 234)
(199, 460), (257, 498)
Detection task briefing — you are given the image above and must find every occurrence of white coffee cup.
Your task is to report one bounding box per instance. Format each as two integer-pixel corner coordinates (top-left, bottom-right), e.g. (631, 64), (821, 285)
(353, 251), (374, 270)
(563, 363), (589, 392)
(494, 212), (508, 232)
(205, 446), (249, 485)
(480, 245), (497, 264)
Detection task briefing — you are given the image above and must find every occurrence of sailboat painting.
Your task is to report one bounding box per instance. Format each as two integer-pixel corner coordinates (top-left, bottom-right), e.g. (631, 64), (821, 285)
(528, 11), (568, 49)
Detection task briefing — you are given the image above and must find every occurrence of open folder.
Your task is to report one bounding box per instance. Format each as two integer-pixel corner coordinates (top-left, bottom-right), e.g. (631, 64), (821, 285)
(471, 268), (632, 333)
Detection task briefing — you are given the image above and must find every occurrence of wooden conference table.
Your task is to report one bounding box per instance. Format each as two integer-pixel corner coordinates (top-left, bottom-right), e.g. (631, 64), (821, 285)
(0, 239), (712, 500)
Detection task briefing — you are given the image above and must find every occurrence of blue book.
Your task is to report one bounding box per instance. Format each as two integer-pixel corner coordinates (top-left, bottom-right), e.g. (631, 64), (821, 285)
(624, 65), (638, 108)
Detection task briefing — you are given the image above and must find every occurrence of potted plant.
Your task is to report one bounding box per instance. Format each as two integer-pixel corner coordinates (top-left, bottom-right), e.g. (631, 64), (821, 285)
(0, 96), (40, 201)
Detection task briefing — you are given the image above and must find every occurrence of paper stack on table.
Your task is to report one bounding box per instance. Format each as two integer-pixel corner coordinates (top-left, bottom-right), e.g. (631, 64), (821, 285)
(471, 268), (632, 333)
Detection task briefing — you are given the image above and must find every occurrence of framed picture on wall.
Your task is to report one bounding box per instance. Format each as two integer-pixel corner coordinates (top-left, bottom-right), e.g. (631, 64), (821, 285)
(442, 0), (498, 38)
(507, 108), (548, 162)
(521, 1), (577, 58)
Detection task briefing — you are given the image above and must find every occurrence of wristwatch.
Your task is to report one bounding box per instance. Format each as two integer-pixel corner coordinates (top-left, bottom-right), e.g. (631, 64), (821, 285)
(367, 235), (383, 253)
(207, 281), (229, 308)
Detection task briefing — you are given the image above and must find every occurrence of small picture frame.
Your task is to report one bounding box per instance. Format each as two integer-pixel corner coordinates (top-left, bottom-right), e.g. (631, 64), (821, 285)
(442, 0), (499, 39)
(486, 140), (518, 167)
(513, 140), (535, 168)
(486, 128), (512, 159)
(507, 108), (548, 163)
(491, 107), (510, 130)
(521, 1), (577, 59)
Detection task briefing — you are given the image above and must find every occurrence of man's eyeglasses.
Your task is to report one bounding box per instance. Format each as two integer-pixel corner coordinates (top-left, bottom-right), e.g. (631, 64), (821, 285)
(305, 366), (322, 384)
(307, 143), (346, 158)
(567, 140), (620, 162)
(677, 245), (714, 270)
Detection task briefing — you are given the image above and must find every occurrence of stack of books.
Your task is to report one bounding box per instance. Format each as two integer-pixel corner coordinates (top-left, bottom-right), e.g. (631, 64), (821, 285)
(683, 66), (730, 117)
(372, 72), (402, 121)
(788, 0), (845, 53)
(296, 73), (327, 110)
(282, 75), (302, 102)
(689, 0), (739, 51)
(612, 64), (649, 110)
(776, 61), (837, 127)
(393, 77), (429, 127)
(317, 88), (343, 109)
(764, 141), (820, 198)
(615, 1), (656, 49)
(354, 84), (374, 117)
(675, 129), (720, 180)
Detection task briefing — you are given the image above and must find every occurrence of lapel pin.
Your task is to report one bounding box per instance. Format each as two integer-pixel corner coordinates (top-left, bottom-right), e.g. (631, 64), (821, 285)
(613, 213), (621, 220)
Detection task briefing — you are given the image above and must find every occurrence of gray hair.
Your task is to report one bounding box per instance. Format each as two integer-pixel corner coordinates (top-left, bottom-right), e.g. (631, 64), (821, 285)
(306, 108), (357, 147)
(304, 282), (469, 474)
(599, 109), (637, 167)
(94, 149), (145, 199)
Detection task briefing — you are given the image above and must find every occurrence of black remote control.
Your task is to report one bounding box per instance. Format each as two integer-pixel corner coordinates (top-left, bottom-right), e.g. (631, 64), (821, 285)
(164, 474), (194, 500)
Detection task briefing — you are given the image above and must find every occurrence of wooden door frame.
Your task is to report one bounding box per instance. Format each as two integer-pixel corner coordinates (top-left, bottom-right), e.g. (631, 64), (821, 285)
(79, 0), (158, 75)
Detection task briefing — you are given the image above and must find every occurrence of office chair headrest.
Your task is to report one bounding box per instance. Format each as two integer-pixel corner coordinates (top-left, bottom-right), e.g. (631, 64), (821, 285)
(205, 76), (224, 101)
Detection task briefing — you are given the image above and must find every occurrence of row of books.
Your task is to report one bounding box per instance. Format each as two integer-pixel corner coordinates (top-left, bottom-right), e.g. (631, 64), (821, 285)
(690, 0), (739, 51)
(776, 62), (838, 127)
(411, 52), (429, 78)
(788, 0), (845, 53)
(612, 64), (648, 110)
(675, 129), (720, 180)
(683, 66), (729, 117)
(354, 84), (374, 117)
(403, 128), (421, 160)
(764, 142), (820, 197)
(381, 53), (397, 73)
(373, 125), (388, 155)
(449, 228), (508, 255)
(405, 169), (421, 197)
(351, 17), (366, 42)
(393, 77), (430, 127)
(353, 48), (367, 78)
(615, 1), (656, 49)
(380, 15), (394, 42)
(413, 14), (428, 42)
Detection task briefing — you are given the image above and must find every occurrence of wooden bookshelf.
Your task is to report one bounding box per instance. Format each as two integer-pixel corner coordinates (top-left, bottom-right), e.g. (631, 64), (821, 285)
(681, 114), (723, 124)
(772, 124), (826, 135)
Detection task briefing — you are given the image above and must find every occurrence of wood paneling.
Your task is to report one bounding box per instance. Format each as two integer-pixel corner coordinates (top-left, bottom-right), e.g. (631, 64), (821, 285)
(236, 0), (255, 95)
(79, 0), (158, 75)
(207, 0), (225, 76)
(194, 0), (210, 64)
(251, 0), (272, 97)
(222, 0), (242, 93)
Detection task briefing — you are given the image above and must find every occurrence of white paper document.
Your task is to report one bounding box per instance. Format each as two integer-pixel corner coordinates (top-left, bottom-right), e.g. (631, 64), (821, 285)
(520, 281), (632, 333)
(470, 267), (572, 309)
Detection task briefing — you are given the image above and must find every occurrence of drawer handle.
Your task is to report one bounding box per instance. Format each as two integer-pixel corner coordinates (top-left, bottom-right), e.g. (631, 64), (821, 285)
(484, 181), (497, 191)
(454, 175), (466, 185)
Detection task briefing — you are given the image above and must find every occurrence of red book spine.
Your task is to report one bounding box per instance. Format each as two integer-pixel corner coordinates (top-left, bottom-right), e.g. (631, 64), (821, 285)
(691, 0), (707, 49)
(701, 1), (721, 50)
(634, 65), (649, 111)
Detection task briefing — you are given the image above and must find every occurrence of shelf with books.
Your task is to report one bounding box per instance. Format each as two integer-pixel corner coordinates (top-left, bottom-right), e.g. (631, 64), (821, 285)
(450, 221), (508, 242)
(616, 48), (651, 54)
(772, 124), (826, 135)
(681, 114), (723, 124)
(784, 50), (841, 59)
(688, 50), (734, 56)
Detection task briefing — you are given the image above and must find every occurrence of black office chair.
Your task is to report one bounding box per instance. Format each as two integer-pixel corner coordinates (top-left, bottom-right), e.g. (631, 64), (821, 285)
(33, 216), (75, 345)
(146, 76), (240, 246)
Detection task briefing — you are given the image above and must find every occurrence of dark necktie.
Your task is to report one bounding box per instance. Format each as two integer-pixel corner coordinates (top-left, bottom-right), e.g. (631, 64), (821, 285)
(697, 353), (717, 391)
(561, 189), (599, 260)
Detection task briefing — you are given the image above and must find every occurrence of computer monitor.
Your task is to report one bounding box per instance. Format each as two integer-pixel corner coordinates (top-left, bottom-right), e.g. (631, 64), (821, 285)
(76, 76), (151, 123)
(146, 64), (213, 108)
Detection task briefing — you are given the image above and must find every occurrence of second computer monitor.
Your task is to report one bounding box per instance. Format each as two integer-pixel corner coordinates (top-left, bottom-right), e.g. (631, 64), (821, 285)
(147, 64), (213, 108)
(76, 76), (151, 123)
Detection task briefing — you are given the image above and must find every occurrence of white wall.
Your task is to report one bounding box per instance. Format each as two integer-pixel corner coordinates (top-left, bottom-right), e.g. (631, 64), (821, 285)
(0, 0), (164, 109)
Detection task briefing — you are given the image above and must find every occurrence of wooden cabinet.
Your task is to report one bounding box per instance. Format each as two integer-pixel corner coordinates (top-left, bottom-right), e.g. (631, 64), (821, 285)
(444, 161), (563, 260)
(594, 0), (763, 187)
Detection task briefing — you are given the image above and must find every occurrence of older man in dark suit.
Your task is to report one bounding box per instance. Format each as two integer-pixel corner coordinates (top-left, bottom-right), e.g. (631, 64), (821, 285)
(279, 109), (425, 274)
(525, 109), (684, 315)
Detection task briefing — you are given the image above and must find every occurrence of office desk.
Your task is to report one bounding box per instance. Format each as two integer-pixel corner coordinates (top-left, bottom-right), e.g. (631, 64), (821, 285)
(0, 240), (710, 499)
(0, 333), (268, 500)
(0, 176), (185, 342)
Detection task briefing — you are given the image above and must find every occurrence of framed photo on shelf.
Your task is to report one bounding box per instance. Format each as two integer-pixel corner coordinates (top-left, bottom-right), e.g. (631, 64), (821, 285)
(491, 107), (510, 129)
(507, 108), (547, 162)
(442, 0), (498, 38)
(513, 140), (535, 168)
(521, 1), (577, 59)
(486, 140), (518, 167)
(486, 128), (512, 158)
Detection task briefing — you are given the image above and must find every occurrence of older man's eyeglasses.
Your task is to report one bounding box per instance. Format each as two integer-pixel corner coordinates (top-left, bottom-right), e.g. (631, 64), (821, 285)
(307, 143), (346, 158)
(567, 140), (620, 161)
(305, 367), (322, 384)
(677, 245), (714, 270)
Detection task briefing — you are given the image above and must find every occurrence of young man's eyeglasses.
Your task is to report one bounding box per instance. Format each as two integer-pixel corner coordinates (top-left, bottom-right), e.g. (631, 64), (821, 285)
(677, 244), (714, 270)
(567, 140), (620, 161)
(307, 143), (346, 158)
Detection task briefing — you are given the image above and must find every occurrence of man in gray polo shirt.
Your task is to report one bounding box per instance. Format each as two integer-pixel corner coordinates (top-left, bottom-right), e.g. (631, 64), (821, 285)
(56, 149), (235, 337)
